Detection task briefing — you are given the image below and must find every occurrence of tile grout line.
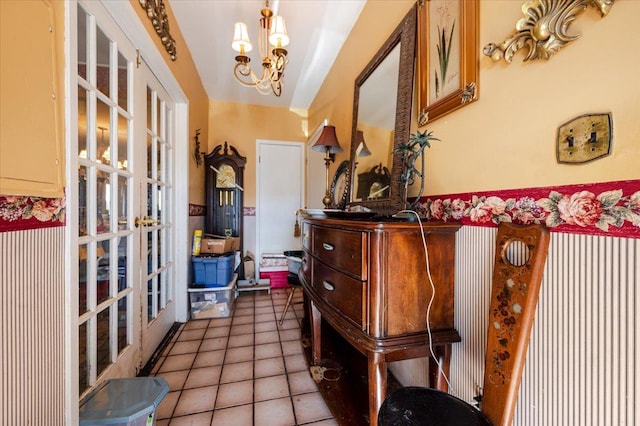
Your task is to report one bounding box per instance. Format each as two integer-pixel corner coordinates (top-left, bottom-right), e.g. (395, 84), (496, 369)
(271, 289), (301, 426)
(213, 294), (252, 422)
(253, 293), (262, 426)
(153, 322), (192, 422)
(170, 317), (215, 421)
(160, 290), (334, 425)
(197, 318), (220, 420)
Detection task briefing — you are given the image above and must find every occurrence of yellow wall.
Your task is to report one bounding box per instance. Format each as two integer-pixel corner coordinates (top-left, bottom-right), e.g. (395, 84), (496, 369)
(207, 100), (308, 206)
(0, 0), (66, 197)
(129, 0), (210, 205)
(203, 1), (413, 210)
(309, 0), (415, 182)
(0, 1), (209, 201)
(424, 0), (640, 195)
(310, 1), (640, 198)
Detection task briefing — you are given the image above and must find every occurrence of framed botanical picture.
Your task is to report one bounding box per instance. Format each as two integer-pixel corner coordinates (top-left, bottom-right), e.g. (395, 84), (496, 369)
(416, 0), (479, 126)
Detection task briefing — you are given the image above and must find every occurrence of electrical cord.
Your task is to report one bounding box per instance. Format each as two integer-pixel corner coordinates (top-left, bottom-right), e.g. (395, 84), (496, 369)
(394, 209), (456, 395)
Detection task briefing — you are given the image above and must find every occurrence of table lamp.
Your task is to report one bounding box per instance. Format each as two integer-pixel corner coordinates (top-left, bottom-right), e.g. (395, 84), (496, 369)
(312, 125), (343, 208)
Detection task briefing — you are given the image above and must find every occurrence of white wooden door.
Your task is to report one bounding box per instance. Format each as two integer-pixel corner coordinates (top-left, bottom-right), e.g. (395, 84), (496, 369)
(138, 66), (176, 362)
(76, 1), (140, 396)
(256, 141), (305, 266)
(74, 1), (176, 398)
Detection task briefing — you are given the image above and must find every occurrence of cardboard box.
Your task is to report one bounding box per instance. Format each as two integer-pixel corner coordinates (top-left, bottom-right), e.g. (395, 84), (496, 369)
(243, 251), (256, 280)
(191, 301), (230, 319)
(261, 253), (288, 267)
(200, 237), (239, 254)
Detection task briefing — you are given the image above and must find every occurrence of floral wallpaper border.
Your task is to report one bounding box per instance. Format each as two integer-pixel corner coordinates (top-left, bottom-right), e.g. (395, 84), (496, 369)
(188, 204), (206, 216)
(188, 205), (257, 217)
(0, 196), (66, 233)
(3, 181), (638, 237)
(412, 179), (640, 239)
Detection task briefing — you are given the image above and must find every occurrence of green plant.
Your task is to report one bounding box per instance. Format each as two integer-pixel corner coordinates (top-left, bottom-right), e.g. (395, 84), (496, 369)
(395, 129), (440, 209)
(435, 22), (455, 98)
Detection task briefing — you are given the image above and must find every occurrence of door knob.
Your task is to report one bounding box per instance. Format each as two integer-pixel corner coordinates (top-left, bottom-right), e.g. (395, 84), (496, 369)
(135, 216), (160, 228)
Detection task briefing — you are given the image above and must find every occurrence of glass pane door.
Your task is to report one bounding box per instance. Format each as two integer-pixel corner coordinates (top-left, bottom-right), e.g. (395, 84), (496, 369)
(139, 65), (175, 361)
(76, 2), (138, 397)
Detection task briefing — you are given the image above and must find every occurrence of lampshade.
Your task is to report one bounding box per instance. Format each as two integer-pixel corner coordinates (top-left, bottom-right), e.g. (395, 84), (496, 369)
(232, 22), (253, 53)
(312, 125), (343, 154)
(269, 16), (289, 47)
(356, 130), (371, 157)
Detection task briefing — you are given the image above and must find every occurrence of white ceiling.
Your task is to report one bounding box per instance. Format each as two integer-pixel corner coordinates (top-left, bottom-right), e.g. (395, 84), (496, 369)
(168, 0), (366, 111)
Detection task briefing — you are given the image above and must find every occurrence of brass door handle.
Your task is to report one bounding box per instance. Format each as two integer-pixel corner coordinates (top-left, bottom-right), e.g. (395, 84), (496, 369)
(135, 216), (160, 228)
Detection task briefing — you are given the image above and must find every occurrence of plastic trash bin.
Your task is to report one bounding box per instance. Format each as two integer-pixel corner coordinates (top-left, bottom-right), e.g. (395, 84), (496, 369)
(79, 377), (169, 426)
(284, 250), (303, 275)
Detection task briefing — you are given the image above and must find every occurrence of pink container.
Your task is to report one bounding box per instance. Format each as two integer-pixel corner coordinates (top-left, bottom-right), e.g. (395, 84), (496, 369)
(260, 270), (289, 288)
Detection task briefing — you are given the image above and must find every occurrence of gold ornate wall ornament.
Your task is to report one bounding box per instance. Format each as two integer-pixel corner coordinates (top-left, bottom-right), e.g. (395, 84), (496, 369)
(461, 82), (477, 104)
(483, 0), (614, 63)
(139, 0), (177, 61)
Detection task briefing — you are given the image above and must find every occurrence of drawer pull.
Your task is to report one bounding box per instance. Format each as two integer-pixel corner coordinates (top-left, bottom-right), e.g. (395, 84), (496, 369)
(322, 242), (335, 251)
(322, 281), (335, 291)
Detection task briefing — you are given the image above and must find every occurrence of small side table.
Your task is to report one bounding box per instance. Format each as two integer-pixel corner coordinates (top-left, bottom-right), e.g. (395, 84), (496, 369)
(237, 278), (271, 294)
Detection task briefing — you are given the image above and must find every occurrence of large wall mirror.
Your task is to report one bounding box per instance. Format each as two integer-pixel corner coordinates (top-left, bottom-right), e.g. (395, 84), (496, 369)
(347, 4), (416, 215)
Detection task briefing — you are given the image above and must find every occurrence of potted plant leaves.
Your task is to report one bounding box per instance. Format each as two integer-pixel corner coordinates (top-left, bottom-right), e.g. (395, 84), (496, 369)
(395, 129), (439, 210)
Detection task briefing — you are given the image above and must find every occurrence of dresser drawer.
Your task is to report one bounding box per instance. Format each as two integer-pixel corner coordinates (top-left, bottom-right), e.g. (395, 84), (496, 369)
(312, 226), (365, 279)
(312, 258), (363, 327)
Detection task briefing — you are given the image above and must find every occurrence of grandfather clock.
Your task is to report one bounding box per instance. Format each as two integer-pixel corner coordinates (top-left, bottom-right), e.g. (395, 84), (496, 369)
(204, 142), (246, 249)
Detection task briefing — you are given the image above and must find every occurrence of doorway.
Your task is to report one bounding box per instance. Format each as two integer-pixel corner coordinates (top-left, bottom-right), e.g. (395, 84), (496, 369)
(256, 140), (305, 269)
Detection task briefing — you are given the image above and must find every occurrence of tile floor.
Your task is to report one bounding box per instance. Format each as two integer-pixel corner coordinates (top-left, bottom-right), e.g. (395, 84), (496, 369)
(151, 287), (337, 426)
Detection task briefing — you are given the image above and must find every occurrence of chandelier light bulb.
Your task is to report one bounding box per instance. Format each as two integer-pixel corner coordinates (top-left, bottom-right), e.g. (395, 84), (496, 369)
(232, 22), (252, 53)
(269, 16), (289, 48)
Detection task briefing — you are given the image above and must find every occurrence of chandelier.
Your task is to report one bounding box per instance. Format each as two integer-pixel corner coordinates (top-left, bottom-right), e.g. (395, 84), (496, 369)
(231, 1), (289, 97)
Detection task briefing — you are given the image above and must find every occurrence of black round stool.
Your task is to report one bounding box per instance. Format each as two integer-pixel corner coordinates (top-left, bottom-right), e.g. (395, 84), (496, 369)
(378, 387), (492, 426)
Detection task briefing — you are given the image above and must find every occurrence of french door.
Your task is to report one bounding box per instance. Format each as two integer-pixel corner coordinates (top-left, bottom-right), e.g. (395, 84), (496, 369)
(138, 67), (176, 362)
(75, 1), (175, 398)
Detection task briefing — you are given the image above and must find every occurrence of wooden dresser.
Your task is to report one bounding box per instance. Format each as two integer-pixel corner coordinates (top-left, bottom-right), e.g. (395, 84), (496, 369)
(300, 217), (461, 425)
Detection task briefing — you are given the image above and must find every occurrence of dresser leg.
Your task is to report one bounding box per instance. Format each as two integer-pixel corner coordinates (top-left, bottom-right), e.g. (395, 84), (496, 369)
(368, 351), (386, 426)
(310, 300), (322, 365)
(428, 344), (452, 392)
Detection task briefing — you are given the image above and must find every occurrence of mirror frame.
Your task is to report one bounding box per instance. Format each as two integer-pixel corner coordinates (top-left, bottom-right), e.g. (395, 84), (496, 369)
(347, 4), (416, 215)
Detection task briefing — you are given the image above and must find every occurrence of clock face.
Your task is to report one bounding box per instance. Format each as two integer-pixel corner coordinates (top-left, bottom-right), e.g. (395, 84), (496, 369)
(368, 182), (383, 199)
(216, 164), (236, 189)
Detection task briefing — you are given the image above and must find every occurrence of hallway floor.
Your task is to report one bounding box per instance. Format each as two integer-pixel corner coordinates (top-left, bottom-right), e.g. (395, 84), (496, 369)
(151, 287), (337, 425)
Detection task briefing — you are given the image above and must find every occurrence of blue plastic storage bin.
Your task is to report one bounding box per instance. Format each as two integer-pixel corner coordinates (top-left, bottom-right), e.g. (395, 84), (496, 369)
(192, 254), (234, 287)
(79, 377), (169, 425)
